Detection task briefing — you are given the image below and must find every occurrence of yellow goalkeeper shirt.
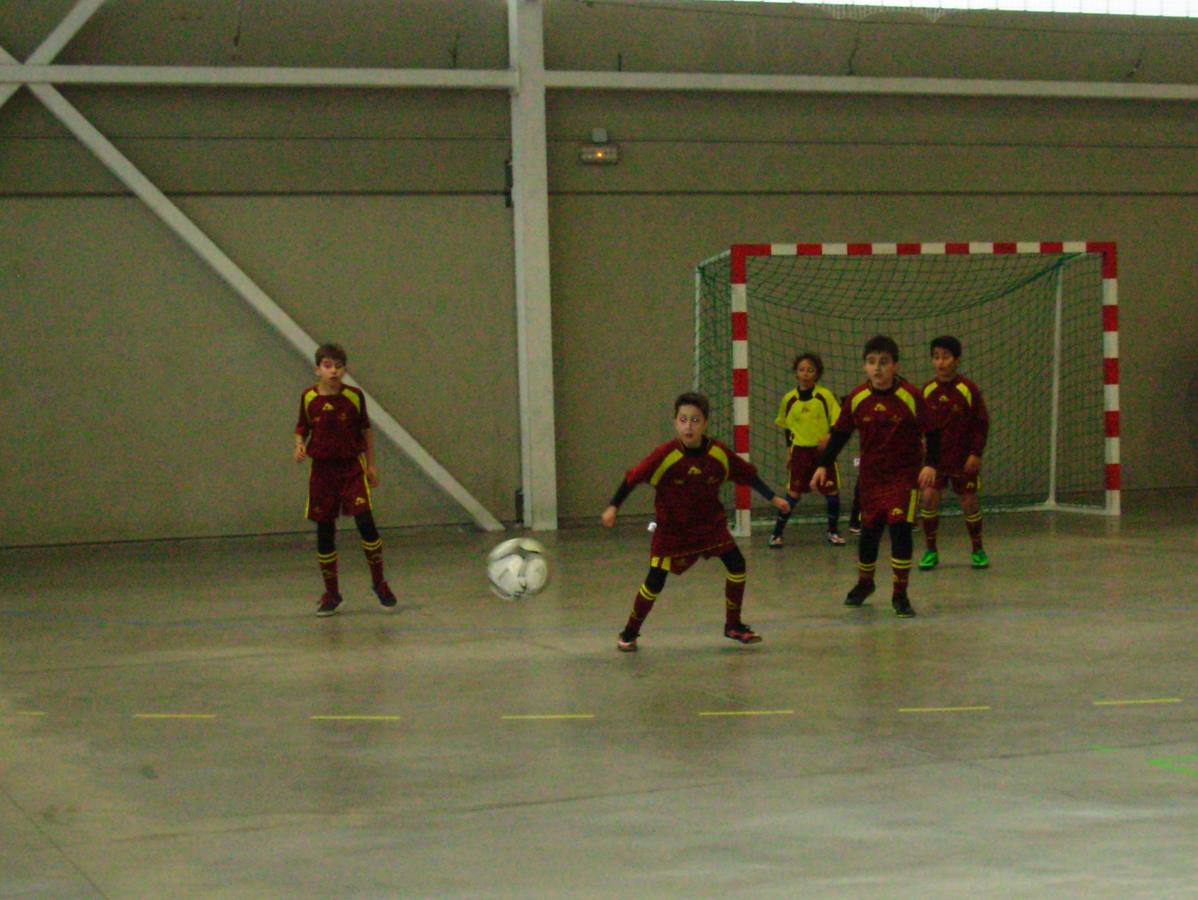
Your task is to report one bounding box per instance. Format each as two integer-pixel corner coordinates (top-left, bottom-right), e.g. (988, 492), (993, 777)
(775, 385), (841, 447)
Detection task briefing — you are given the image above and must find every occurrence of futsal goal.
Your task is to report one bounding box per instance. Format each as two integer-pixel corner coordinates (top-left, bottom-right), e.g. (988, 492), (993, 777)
(694, 241), (1120, 534)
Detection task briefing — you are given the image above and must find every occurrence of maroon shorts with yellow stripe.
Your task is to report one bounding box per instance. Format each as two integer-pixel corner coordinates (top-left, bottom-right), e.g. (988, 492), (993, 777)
(932, 470), (981, 495)
(786, 446), (839, 496)
(306, 456), (372, 522)
(649, 529), (737, 575)
(856, 476), (918, 529)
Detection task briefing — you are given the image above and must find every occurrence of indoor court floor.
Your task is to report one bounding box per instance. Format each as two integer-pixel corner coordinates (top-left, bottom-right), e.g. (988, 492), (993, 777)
(2, 492), (1196, 898)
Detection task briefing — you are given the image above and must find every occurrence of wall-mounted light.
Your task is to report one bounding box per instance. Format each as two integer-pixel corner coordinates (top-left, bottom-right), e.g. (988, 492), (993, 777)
(579, 128), (620, 165)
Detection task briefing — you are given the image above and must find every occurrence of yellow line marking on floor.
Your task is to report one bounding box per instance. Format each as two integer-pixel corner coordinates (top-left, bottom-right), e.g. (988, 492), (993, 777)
(501, 714), (595, 721)
(1092, 698), (1183, 707)
(698, 709), (795, 717)
(132, 713), (217, 720)
(898, 705), (991, 714)
(309, 715), (402, 721)
(12, 711), (47, 717)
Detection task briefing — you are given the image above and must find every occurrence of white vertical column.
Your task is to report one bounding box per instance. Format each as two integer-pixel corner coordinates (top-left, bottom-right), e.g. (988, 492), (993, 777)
(508, 0), (558, 530)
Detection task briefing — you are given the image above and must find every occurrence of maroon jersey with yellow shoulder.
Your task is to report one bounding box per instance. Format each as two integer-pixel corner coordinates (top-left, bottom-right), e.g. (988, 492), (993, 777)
(833, 379), (934, 487)
(296, 385), (369, 461)
(623, 437), (757, 557)
(921, 375), (988, 474)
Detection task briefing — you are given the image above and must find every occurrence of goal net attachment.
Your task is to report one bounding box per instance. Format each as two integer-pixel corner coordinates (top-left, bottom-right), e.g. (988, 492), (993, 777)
(694, 242), (1119, 534)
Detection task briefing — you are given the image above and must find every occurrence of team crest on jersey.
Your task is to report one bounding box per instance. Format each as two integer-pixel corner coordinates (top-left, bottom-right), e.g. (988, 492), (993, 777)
(355, 496), (366, 506)
(891, 507), (904, 516)
(688, 466), (703, 475)
(322, 402), (335, 412)
(874, 403), (887, 412)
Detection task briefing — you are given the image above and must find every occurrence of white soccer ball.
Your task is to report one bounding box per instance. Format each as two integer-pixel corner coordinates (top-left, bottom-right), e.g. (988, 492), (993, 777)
(486, 537), (549, 601)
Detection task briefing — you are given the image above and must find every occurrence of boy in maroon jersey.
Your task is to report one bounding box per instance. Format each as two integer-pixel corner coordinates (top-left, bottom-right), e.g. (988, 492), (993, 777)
(294, 343), (398, 616)
(600, 392), (790, 652)
(811, 336), (939, 617)
(918, 336), (990, 571)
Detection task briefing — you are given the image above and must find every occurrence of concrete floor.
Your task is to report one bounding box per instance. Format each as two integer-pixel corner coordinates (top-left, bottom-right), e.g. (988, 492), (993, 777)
(2, 493), (1196, 898)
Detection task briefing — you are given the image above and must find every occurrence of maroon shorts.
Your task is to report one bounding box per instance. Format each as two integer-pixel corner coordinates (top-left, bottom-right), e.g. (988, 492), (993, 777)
(932, 471), (981, 495)
(857, 477), (918, 529)
(649, 532), (737, 575)
(306, 456), (372, 522)
(787, 446), (838, 496)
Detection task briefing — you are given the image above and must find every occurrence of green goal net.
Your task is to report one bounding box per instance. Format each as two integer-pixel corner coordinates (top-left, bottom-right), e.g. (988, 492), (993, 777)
(694, 242), (1119, 531)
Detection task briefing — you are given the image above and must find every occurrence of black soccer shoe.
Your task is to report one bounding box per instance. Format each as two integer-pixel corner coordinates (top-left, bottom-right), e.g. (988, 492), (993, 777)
(724, 622), (763, 644)
(844, 582), (875, 607)
(892, 592), (916, 618)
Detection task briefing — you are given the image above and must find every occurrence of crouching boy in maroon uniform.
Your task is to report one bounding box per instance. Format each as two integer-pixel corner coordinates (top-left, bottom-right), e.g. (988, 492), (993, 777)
(811, 336), (939, 617)
(294, 343), (397, 616)
(601, 391), (790, 651)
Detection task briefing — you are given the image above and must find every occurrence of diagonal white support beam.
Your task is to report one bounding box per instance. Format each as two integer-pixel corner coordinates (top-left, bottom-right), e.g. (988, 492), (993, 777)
(26, 0), (108, 65)
(0, 0), (107, 111)
(0, 50), (17, 110)
(27, 81), (504, 532)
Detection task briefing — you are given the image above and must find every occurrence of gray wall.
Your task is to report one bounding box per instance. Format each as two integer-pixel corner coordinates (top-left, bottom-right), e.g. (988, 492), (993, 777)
(2, 0), (1196, 545)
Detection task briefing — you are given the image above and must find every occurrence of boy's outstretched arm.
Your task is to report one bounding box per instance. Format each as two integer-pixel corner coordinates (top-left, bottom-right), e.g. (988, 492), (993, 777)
(601, 477), (636, 528)
(748, 474), (790, 514)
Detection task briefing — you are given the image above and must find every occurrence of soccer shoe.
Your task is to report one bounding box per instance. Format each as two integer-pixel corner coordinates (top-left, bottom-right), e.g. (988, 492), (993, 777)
(768, 535), (784, 549)
(848, 523), (862, 535)
(373, 580), (398, 607)
(971, 549), (990, 569)
(826, 531), (846, 546)
(316, 592), (343, 617)
(844, 582), (875, 607)
(918, 550), (940, 570)
(892, 593), (916, 618)
(617, 629), (639, 652)
(724, 622), (763, 644)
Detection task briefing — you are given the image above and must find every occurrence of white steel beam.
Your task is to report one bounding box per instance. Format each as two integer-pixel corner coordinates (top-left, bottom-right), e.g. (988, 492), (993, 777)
(2, 63), (1197, 102)
(0, 0), (107, 110)
(24, 0), (109, 65)
(544, 69), (1198, 102)
(27, 81), (504, 533)
(4, 64), (516, 90)
(507, 0), (558, 531)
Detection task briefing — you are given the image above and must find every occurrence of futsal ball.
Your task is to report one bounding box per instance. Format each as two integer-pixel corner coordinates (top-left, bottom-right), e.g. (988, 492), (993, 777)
(486, 537), (549, 601)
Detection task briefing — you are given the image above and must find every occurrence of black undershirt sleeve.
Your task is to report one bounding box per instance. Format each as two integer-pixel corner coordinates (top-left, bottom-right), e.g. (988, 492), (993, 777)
(924, 430), (941, 468)
(817, 430), (851, 468)
(608, 479), (634, 508)
(749, 475), (777, 503)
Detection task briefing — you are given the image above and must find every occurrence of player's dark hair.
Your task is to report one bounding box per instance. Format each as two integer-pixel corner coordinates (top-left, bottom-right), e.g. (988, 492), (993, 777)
(930, 335), (962, 359)
(791, 352), (824, 380)
(863, 335), (900, 362)
(674, 391), (710, 420)
(315, 342), (348, 366)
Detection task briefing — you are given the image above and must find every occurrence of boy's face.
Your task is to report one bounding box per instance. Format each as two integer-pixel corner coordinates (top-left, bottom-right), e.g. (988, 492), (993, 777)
(931, 347), (959, 382)
(674, 404), (708, 448)
(315, 356), (346, 391)
(864, 351), (898, 390)
(795, 359), (819, 390)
